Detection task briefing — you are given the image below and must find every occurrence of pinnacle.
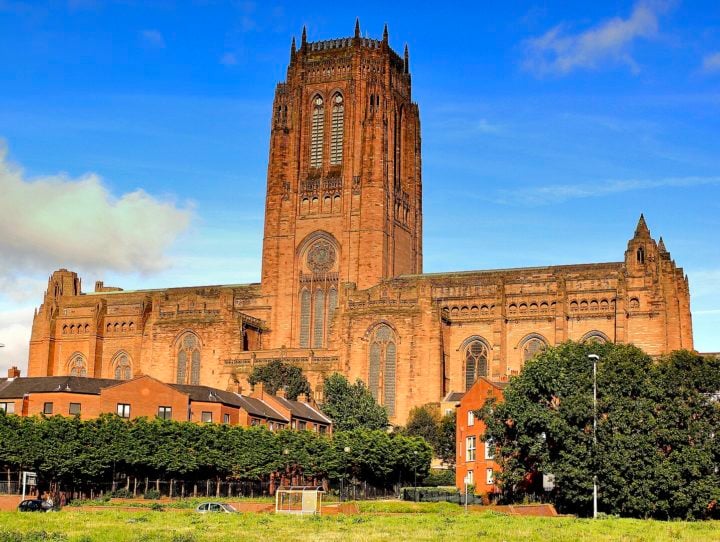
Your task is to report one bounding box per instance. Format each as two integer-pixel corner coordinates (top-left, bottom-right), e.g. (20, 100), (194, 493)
(354, 18), (360, 38)
(634, 213), (650, 237)
(658, 236), (667, 253)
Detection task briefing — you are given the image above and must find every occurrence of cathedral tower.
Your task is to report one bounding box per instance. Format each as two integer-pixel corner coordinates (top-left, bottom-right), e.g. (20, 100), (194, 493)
(261, 22), (422, 349)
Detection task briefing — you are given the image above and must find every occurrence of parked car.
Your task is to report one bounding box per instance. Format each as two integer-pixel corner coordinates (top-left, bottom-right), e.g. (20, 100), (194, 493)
(18, 499), (53, 512)
(195, 502), (237, 514)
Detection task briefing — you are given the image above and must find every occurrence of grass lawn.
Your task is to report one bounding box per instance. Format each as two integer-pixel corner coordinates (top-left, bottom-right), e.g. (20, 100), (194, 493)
(1, 502), (718, 541)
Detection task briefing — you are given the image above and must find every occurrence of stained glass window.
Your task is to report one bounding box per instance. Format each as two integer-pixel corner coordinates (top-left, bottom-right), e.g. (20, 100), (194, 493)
(114, 354), (132, 380)
(465, 340), (488, 391)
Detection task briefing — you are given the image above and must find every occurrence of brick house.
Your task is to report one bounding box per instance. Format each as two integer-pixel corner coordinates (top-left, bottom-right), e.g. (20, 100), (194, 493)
(455, 377), (506, 498)
(0, 367), (331, 433)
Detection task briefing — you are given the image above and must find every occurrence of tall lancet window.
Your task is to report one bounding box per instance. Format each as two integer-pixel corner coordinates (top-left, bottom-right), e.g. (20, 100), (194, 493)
(298, 235), (338, 349)
(177, 333), (201, 385)
(368, 324), (397, 415)
(310, 95), (324, 168)
(329, 93), (344, 165)
(465, 339), (489, 391)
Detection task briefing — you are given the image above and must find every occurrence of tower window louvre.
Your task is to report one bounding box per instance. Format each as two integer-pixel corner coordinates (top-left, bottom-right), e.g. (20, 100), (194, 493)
(330, 94), (344, 165)
(310, 96), (324, 168)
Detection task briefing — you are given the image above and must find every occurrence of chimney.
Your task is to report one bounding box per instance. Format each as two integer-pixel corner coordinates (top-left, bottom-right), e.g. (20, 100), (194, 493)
(298, 393), (308, 404)
(7, 366), (20, 379)
(276, 388), (286, 399)
(253, 381), (264, 399)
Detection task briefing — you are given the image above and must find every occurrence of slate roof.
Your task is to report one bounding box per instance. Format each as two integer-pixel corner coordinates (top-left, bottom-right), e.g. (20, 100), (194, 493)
(0, 376), (118, 399)
(272, 395), (332, 424)
(443, 391), (465, 403)
(169, 384), (288, 421)
(235, 395), (288, 422)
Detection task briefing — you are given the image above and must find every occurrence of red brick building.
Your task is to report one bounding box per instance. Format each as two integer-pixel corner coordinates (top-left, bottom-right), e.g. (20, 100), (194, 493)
(26, 22), (694, 424)
(455, 378), (506, 497)
(0, 367), (331, 433)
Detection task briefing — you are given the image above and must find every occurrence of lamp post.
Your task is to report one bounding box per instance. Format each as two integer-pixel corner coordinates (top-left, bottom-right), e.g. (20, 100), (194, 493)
(282, 448), (290, 487)
(588, 353), (599, 519)
(341, 446), (351, 502)
(413, 450), (418, 502)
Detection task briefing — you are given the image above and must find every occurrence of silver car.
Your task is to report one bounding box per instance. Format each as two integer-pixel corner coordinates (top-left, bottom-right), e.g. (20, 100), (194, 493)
(195, 502), (237, 513)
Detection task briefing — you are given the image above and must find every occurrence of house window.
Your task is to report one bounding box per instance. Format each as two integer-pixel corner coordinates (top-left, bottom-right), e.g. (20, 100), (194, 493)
(117, 403), (131, 418)
(250, 418), (260, 426)
(484, 438), (495, 460)
(223, 413), (231, 424)
(43, 402), (53, 415)
(465, 340), (489, 391)
(486, 468), (494, 485)
(69, 403), (81, 416)
(466, 436), (476, 461)
(319, 425), (327, 435)
(158, 406), (172, 420)
(467, 410), (475, 426)
(309, 95), (324, 168)
(0, 402), (15, 414)
(298, 420), (307, 430)
(201, 411), (213, 423)
(368, 323), (397, 415)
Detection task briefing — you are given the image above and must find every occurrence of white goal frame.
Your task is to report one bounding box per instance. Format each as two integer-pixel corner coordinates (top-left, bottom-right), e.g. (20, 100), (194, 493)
(275, 486), (324, 515)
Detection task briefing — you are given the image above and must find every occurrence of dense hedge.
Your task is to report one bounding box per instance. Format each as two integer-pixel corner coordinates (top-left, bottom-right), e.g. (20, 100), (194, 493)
(0, 414), (431, 489)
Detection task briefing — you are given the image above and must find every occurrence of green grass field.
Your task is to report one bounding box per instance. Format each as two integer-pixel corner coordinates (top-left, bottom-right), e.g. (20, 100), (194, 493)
(1, 502), (718, 541)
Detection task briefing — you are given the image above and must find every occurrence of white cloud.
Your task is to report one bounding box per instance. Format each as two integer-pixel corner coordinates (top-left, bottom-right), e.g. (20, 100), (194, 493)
(702, 52), (720, 74)
(0, 306), (33, 377)
(0, 143), (192, 277)
(141, 29), (165, 49)
(495, 176), (720, 206)
(523, 2), (666, 75)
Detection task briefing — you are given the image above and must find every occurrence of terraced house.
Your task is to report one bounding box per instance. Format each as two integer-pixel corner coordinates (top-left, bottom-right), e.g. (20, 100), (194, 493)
(26, 23), (693, 424)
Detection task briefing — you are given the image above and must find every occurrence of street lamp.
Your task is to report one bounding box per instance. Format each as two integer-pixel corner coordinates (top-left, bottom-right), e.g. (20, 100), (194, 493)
(588, 353), (600, 519)
(413, 450), (418, 502)
(282, 448), (290, 487)
(341, 446), (351, 502)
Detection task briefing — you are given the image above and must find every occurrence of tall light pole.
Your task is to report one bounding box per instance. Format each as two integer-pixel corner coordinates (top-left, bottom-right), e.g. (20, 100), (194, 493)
(341, 446), (351, 502)
(588, 353), (599, 519)
(413, 450), (418, 502)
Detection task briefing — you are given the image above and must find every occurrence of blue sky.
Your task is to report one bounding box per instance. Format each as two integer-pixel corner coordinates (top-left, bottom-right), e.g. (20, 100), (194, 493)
(1, 0), (719, 372)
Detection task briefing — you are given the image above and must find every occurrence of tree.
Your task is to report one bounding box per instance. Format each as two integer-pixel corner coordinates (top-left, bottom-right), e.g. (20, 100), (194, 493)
(480, 342), (720, 519)
(436, 412), (457, 467)
(403, 404), (456, 468)
(320, 373), (389, 431)
(248, 360), (311, 400)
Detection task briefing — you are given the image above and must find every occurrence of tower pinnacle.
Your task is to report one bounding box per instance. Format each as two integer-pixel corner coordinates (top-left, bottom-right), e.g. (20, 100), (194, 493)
(634, 213), (650, 238)
(383, 23), (389, 43)
(354, 18), (360, 38)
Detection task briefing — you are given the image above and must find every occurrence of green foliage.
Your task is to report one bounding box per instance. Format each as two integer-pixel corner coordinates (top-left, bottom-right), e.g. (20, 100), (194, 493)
(402, 404), (456, 466)
(143, 489), (161, 500)
(421, 469), (456, 487)
(320, 373), (389, 431)
(247, 360), (311, 400)
(0, 412), (429, 491)
(480, 342), (720, 519)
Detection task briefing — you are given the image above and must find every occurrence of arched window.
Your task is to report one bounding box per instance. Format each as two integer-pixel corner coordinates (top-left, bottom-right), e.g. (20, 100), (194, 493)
(114, 353), (132, 380)
(327, 288), (338, 326)
(368, 324), (397, 415)
(637, 246), (645, 264)
(309, 96), (324, 168)
(177, 334), (201, 385)
(465, 340), (489, 391)
(329, 93), (344, 165)
(581, 331), (610, 345)
(312, 289), (325, 348)
(299, 289), (311, 348)
(69, 354), (87, 377)
(522, 337), (547, 363)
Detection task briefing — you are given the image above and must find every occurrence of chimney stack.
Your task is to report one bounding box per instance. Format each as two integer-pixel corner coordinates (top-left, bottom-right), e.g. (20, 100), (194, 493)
(7, 366), (20, 379)
(276, 388), (286, 399)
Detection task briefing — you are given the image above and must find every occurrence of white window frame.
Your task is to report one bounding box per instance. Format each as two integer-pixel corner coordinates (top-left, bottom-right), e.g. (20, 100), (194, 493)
(466, 436), (476, 462)
(484, 437), (495, 460)
(117, 403), (130, 418)
(467, 410), (474, 426)
(201, 411), (213, 423)
(0, 402), (15, 414)
(486, 468), (494, 485)
(466, 469), (474, 485)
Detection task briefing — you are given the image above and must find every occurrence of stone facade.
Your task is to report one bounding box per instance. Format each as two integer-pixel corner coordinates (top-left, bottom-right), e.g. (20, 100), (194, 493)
(27, 24), (694, 424)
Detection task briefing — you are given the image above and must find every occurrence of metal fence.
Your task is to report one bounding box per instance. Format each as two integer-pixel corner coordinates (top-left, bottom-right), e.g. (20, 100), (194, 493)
(401, 487), (484, 505)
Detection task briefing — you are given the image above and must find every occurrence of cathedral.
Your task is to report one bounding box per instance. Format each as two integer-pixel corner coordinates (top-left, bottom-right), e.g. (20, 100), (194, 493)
(27, 23), (694, 423)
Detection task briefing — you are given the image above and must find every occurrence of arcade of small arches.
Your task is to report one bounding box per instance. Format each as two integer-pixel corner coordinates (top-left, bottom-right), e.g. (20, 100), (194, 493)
(105, 321), (136, 333)
(62, 323), (90, 335)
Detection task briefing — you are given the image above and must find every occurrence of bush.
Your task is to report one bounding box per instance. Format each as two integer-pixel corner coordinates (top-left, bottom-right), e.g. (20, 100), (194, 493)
(143, 489), (161, 500)
(422, 469), (455, 487)
(111, 488), (133, 499)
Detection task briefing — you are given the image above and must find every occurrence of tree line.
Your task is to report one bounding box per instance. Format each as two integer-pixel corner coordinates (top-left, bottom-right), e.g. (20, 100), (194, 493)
(480, 344), (720, 520)
(0, 413), (431, 494)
